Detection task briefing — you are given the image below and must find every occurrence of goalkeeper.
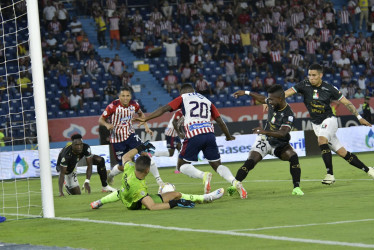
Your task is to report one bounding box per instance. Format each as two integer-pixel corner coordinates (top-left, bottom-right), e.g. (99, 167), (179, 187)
(91, 141), (224, 210)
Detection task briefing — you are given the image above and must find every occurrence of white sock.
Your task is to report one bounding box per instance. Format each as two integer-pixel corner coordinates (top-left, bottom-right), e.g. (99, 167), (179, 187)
(216, 165), (235, 184)
(154, 151), (170, 157)
(109, 164), (122, 177)
(150, 157), (163, 185)
(180, 164), (204, 179)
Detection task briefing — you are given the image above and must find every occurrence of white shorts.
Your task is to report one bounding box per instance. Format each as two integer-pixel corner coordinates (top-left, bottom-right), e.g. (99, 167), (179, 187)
(312, 116), (343, 152)
(251, 135), (277, 158)
(64, 170), (79, 189)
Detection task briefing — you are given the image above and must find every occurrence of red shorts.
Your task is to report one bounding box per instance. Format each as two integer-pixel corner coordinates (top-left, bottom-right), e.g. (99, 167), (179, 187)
(110, 30), (120, 40)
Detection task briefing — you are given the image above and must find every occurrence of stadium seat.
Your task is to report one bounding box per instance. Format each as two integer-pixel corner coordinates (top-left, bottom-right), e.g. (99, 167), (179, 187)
(286, 96), (295, 103)
(295, 95), (303, 103)
(224, 100), (233, 107)
(234, 100), (243, 106)
(244, 99), (252, 106)
(214, 101), (223, 108)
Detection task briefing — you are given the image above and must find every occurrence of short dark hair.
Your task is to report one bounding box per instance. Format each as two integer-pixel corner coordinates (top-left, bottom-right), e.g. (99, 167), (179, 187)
(267, 84), (285, 98)
(135, 155), (151, 173)
(120, 86), (132, 93)
(71, 134), (82, 141)
(308, 63), (323, 73)
(180, 83), (194, 92)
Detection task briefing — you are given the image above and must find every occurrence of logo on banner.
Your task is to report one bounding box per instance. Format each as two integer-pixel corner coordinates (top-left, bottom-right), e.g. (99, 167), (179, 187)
(63, 124), (86, 139)
(365, 129), (374, 148)
(13, 155), (29, 175)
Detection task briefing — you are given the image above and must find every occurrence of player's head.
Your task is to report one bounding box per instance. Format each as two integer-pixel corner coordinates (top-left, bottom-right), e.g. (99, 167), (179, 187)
(70, 134), (83, 154)
(180, 83), (195, 95)
(135, 155), (151, 174)
(119, 86), (132, 106)
(308, 64), (323, 86)
(267, 84), (286, 110)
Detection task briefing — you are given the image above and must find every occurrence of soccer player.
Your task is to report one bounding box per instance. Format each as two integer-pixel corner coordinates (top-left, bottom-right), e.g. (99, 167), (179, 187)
(285, 63), (374, 184)
(232, 85), (304, 196)
(99, 86), (164, 187)
(136, 84), (248, 199)
(57, 134), (116, 197)
(90, 141), (224, 210)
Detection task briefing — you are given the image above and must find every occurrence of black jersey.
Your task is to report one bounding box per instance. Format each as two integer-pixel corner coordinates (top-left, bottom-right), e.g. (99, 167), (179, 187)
(264, 99), (294, 148)
(56, 143), (92, 174)
(292, 79), (343, 125)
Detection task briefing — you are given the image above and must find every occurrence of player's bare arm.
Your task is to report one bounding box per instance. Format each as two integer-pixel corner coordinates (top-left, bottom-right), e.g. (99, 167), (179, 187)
(339, 96), (372, 126)
(141, 196), (171, 210)
(215, 116), (235, 141)
(58, 166), (67, 197)
(233, 90), (267, 104)
(137, 109), (153, 135)
(136, 104), (173, 123)
(172, 118), (185, 139)
(285, 88), (296, 98)
(99, 116), (114, 130)
(252, 126), (291, 139)
(83, 157), (93, 193)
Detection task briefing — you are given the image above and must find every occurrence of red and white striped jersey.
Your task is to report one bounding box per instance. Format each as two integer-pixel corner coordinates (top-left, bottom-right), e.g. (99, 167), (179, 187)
(109, 16), (120, 30)
(80, 41), (90, 52)
(178, 3), (188, 15)
(85, 59), (98, 72)
(165, 109), (183, 137)
(306, 40), (317, 54)
(168, 93), (220, 139)
(320, 29), (331, 42)
(102, 99), (140, 143)
(270, 50), (281, 62)
(340, 10), (350, 24)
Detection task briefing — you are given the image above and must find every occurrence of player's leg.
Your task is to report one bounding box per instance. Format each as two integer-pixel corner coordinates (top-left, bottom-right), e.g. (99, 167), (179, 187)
(235, 151), (262, 182)
(154, 135), (174, 157)
(65, 171), (81, 195)
(333, 138), (374, 179)
(92, 155), (117, 192)
(107, 142), (126, 185)
(313, 118), (337, 184)
(91, 190), (120, 209)
(278, 145), (304, 196)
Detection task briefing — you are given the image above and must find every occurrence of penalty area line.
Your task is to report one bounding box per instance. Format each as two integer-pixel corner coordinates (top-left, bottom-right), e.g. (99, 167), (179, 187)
(51, 217), (374, 248)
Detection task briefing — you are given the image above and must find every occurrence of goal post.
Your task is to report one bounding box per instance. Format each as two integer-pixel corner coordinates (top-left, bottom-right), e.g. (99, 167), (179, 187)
(26, 0), (54, 218)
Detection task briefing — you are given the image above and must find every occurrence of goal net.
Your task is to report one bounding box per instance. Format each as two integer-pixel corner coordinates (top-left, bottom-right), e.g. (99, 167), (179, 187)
(0, 0), (54, 220)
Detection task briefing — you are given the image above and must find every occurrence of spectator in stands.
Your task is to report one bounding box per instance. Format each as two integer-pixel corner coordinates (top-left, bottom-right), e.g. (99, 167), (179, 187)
(358, 0), (369, 31)
(79, 34), (94, 59)
(130, 36), (144, 58)
(336, 53), (351, 69)
(163, 38), (178, 69)
(163, 70), (179, 93)
(240, 27), (251, 55)
(190, 48), (203, 69)
(347, 82), (357, 99)
(104, 80), (117, 102)
(357, 74), (368, 90)
(48, 17), (62, 38)
(94, 10), (107, 49)
(85, 54), (100, 80)
(354, 88), (365, 98)
(0, 76), (6, 101)
(69, 89), (83, 112)
(251, 76), (264, 92)
(244, 52), (254, 72)
(195, 74), (212, 96)
(109, 54), (126, 84)
(81, 82), (99, 101)
(108, 11), (121, 50)
(71, 68), (82, 89)
(120, 71), (134, 90)
(305, 35), (319, 64)
(46, 33), (58, 51)
(269, 44), (284, 76)
(362, 96), (372, 122)
(177, 0), (188, 27)
(179, 36), (191, 65)
(339, 6), (351, 34)
(264, 72), (276, 90)
(57, 3), (69, 31)
(254, 53), (269, 73)
(224, 56), (238, 86)
(63, 37), (80, 61)
(145, 40), (162, 58)
(237, 67), (250, 88)
(161, 1), (173, 19)
(106, 0), (117, 17)
(70, 16), (83, 36)
(43, 0), (57, 25)
(340, 83), (349, 97)
(341, 65), (353, 84)
(101, 57), (111, 73)
(57, 69), (69, 90)
(215, 75), (226, 95)
(16, 71), (31, 93)
(330, 43), (343, 66)
(59, 92), (70, 110)
(179, 63), (193, 83)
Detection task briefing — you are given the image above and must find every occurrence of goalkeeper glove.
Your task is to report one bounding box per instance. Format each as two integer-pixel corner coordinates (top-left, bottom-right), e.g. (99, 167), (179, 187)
(169, 199), (195, 209)
(136, 140), (156, 153)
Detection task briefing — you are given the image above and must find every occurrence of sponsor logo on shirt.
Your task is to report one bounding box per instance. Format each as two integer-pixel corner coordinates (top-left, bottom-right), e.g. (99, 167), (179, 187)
(188, 122), (211, 131)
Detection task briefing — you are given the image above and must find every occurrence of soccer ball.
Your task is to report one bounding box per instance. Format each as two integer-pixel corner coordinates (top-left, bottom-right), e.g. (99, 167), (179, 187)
(158, 183), (176, 194)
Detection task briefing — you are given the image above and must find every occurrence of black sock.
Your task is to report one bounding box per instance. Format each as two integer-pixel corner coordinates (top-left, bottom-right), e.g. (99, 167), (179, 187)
(235, 159), (255, 182)
(344, 152), (369, 172)
(319, 144), (333, 175)
(97, 159), (108, 186)
(289, 154), (301, 188)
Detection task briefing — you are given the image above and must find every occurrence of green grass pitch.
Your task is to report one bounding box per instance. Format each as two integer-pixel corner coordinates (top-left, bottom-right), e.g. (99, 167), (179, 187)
(1, 153), (373, 249)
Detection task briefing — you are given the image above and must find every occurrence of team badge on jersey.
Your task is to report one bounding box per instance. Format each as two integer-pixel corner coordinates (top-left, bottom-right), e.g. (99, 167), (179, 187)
(288, 116), (294, 122)
(313, 89), (319, 99)
(271, 116), (276, 123)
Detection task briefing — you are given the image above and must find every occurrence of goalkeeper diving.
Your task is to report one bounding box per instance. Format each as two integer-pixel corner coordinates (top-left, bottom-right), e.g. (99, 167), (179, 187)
(91, 141), (224, 210)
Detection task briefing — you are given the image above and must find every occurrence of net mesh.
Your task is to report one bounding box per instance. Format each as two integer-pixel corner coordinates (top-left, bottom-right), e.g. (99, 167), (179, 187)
(0, 0), (42, 220)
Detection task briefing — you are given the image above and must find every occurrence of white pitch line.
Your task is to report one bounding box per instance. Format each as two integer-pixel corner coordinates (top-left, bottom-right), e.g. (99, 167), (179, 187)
(50, 217), (374, 248)
(229, 218), (374, 232)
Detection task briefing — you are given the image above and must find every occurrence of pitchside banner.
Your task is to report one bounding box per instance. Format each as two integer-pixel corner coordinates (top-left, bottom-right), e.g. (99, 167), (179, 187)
(336, 126), (374, 152)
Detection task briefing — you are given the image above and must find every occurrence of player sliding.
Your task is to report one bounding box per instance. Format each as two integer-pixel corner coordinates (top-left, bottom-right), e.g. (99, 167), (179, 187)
(57, 134), (116, 196)
(285, 64), (374, 184)
(90, 141), (224, 210)
(99, 86), (164, 188)
(232, 85), (304, 196)
(136, 83), (248, 199)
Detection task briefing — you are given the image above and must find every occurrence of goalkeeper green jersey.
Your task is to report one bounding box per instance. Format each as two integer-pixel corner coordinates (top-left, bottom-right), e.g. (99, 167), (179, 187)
(118, 161), (148, 210)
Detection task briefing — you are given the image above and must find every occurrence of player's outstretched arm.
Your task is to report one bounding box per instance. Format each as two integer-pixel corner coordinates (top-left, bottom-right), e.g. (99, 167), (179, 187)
(141, 196), (195, 210)
(233, 90), (267, 104)
(253, 126), (291, 139)
(99, 116), (114, 130)
(215, 116), (235, 141)
(339, 96), (372, 126)
(136, 104), (173, 123)
(172, 118), (185, 139)
(137, 109), (153, 135)
(285, 88), (296, 98)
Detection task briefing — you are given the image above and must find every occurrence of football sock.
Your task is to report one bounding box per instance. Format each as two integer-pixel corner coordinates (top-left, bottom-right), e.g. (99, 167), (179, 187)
(344, 151), (369, 172)
(108, 164), (122, 178)
(235, 159), (255, 182)
(97, 158), (108, 187)
(154, 151), (170, 157)
(289, 154), (301, 188)
(319, 144), (333, 175)
(150, 157), (163, 185)
(180, 164), (204, 179)
(101, 190), (119, 204)
(216, 165), (235, 184)
(181, 193), (204, 203)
